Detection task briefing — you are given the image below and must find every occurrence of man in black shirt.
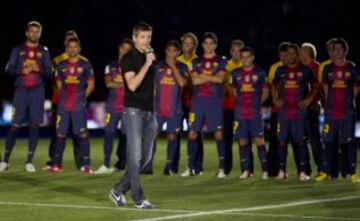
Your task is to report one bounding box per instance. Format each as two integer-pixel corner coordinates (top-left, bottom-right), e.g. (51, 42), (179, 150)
(109, 22), (156, 209)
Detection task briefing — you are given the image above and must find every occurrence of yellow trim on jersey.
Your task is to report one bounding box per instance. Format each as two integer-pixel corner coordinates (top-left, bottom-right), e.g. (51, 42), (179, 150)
(226, 59), (243, 72)
(177, 54), (198, 70)
(52, 52), (88, 72)
(268, 61), (284, 84)
(318, 59), (332, 82)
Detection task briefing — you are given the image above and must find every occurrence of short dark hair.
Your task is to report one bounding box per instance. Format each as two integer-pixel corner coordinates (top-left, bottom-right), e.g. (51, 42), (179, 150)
(119, 38), (134, 47)
(166, 40), (181, 50)
(301, 42), (317, 59)
(65, 30), (78, 38)
(325, 38), (338, 51)
(333, 38), (349, 53)
(240, 46), (255, 56)
(132, 21), (152, 36)
(278, 42), (291, 52)
(66, 37), (81, 47)
(287, 43), (300, 55)
(231, 39), (245, 49)
(203, 32), (218, 44)
(181, 32), (199, 47)
(26, 20), (42, 31)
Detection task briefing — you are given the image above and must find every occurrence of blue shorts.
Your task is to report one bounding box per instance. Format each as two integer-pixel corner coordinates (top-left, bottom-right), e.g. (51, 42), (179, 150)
(233, 117), (264, 140)
(189, 97), (223, 132)
(104, 112), (125, 135)
(322, 114), (356, 144)
(277, 116), (307, 142)
(56, 110), (87, 135)
(12, 86), (44, 125)
(157, 115), (182, 133)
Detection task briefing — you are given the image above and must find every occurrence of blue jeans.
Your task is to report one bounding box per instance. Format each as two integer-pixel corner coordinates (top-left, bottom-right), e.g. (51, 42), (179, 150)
(113, 107), (157, 203)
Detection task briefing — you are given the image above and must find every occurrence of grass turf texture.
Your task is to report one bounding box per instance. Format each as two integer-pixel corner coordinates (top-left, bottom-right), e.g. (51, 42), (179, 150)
(1, 138), (360, 221)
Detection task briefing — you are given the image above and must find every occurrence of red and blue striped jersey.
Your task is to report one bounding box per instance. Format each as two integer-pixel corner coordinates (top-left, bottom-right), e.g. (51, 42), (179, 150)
(154, 60), (187, 117)
(56, 59), (94, 112)
(6, 43), (52, 88)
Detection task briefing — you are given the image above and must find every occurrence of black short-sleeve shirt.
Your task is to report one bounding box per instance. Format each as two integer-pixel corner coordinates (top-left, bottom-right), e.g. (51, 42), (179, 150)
(121, 48), (155, 112)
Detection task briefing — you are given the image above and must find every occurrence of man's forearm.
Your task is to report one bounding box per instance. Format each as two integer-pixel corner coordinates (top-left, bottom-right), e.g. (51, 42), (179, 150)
(126, 64), (150, 91)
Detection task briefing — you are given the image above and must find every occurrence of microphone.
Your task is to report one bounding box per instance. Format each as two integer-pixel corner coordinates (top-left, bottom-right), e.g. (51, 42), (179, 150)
(145, 46), (154, 54)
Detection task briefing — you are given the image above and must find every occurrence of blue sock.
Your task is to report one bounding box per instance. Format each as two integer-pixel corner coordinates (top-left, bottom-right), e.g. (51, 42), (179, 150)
(55, 137), (66, 166)
(239, 144), (251, 171)
(3, 126), (20, 163)
(298, 142), (309, 173)
(257, 145), (268, 172)
(187, 139), (198, 171)
(103, 131), (115, 168)
(165, 139), (177, 171)
(217, 139), (225, 169)
(347, 142), (357, 175)
(27, 124), (39, 163)
(278, 142), (288, 171)
(322, 142), (334, 174)
(78, 137), (91, 166)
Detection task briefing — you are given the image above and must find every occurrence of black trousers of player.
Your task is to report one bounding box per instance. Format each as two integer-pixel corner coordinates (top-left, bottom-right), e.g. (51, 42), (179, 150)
(307, 108), (323, 173)
(47, 105), (82, 169)
(223, 109), (233, 174)
(267, 112), (279, 176)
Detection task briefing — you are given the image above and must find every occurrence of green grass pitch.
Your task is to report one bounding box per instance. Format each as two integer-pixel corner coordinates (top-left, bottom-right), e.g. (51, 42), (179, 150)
(1, 138), (360, 221)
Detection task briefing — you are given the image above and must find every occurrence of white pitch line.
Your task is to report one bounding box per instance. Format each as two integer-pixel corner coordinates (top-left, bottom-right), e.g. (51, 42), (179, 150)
(229, 212), (360, 221)
(0, 201), (197, 214)
(132, 195), (360, 221)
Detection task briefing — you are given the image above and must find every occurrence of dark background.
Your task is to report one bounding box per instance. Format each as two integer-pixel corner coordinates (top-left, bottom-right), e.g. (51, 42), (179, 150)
(1, 0), (360, 101)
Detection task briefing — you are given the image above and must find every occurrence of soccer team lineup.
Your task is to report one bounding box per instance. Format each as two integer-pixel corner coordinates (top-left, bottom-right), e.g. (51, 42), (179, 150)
(0, 20), (360, 220)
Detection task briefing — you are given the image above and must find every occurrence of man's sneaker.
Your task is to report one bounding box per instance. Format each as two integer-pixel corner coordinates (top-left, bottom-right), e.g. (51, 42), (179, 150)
(217, 169), (226, 178)
(0, 162), (9, 172)
(276, 170), (288, 180)
(299, 171), (310, 181)
(239, 170), (251, 179)
(25, 163), (36, 173)
(349, 174), (360, 183)
(181, 168), (194, 177)
(163, 169), (174, 176)
(315, 172), (328, 182)
(134, 200), (155, 209)
(109, 189), (126, 207)
(80, 165), (93, 174)
(48, 165), (63, 173)
(262, 171), (269, 180)
(41, 165), (52, 171)
(94, 165), (115, 175)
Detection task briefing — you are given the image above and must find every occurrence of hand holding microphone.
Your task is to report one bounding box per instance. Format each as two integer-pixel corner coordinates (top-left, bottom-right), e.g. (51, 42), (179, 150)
(145, 46), (155, 67)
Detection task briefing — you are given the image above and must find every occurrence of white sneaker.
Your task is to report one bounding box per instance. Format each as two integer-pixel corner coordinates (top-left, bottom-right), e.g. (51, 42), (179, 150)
(181, 168), (194, 177)
(262, 171), (269, 180)
(276, 170), (288, 180)
(94, 165), (115, 175)
(0, 162), (9, 172)
(25, 163), (36, 173)
(217, 169), (226, 178)
(299, 172), (310, 181)
(239, 170), (251, 179)
(134, 199), (155, 209)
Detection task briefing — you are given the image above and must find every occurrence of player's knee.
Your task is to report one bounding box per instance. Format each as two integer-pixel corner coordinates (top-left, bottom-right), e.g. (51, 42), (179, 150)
(239, 139), (248, 146)
(57, 133), (66, 139)
(78, 131), (88, 139)
(167, 133), (176, 141)
(255, 137), (265, 146)
(279, 141), (287, 146)
(214, 130), (223, 141)
(10, 125), (21, 131)
(188, 131), (197, 140)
